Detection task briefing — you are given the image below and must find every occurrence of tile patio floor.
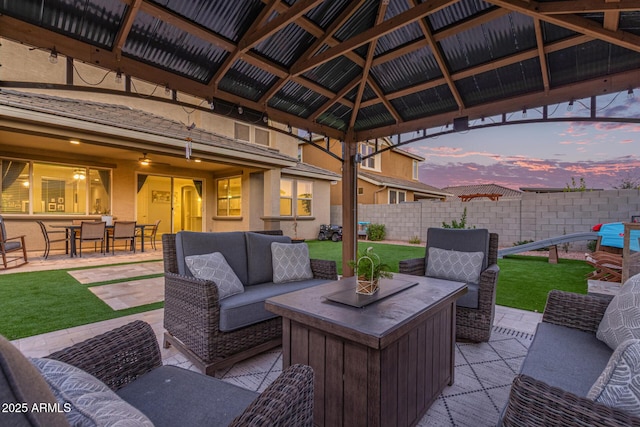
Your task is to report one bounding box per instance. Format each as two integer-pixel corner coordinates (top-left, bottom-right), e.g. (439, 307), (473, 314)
(7, 245), (543, 385)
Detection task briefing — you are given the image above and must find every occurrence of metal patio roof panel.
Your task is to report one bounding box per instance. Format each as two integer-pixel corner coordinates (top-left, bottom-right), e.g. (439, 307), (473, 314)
(373, 0), (423, 56)
(150, 0), (262, 43)
(456, 57), (543, 106)
(0, 0), (125, 49)
(303, 55), (363, 93)
(428, 0), (493, 32)
(439, 12), (536, 73)
(124, 11), (227, 83)
(254, 23), (316, 68)
(390, 85), (458, 121)
(548, 40), (640, 88)
(218, 60), (278, 101)
(316, 103), (351, 131)
(305, 0), (352, 30)
(268, 80), (329, 118)
(620, 12), (640, 35)
(540, 21), (578, 43)
(371, 45), (441, 93)
(354, 103), (396, 132)
(333, 0), (378, 42)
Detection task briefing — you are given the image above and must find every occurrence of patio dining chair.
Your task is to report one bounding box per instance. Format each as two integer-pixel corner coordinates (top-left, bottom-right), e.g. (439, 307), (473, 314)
(109, 221), (136, 254)
(136, 219), (160, 250)
(399, 227), (500, 342)
(78, 221), (106, 257)
(0, 215), (28, 269)
(36, 220), (70, 259)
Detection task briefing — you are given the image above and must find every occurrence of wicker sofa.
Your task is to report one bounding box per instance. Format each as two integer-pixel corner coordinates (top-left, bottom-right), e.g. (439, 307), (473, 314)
(0, 320), (314, 427)
(500, 290), (640, 426)
(162, 230), (337, 375)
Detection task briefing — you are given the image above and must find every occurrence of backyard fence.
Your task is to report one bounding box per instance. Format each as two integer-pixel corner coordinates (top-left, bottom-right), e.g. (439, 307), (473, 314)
(331, 189), (640, 251)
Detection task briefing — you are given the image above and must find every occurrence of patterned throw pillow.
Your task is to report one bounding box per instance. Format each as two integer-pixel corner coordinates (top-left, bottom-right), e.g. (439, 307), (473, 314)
(30, 357), (154, 426)
(597, 273), (640, 350)
(587, 339), (640, 416)
(271, 242), (313, 283)
(185, 252), (244, 299)
(426, 247), (484, 283)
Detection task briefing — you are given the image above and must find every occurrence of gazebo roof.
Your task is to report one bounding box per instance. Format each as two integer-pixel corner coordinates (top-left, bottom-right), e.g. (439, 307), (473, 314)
(1, 0), (638, 142)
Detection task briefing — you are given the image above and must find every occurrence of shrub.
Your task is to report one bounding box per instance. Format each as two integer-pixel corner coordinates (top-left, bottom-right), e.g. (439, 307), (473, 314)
(587, 240), (597, 252)
(408, 236), (421, 244)
(442, 207), (474, 229)
(367, 223), (386, 241)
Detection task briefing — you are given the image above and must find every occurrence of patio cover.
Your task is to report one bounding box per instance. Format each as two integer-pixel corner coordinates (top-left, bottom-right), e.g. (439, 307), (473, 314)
(1, 0), (639, 272)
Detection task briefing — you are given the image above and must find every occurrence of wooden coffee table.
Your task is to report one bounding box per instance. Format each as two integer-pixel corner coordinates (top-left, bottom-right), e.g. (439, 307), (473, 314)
(265, 273), (466, 427)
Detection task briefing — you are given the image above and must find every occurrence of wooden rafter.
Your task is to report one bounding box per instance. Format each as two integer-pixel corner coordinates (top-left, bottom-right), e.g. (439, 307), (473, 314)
(533, 19), (550, 93)
(349, 1), (388, 129)
(311, 76), (361, 121)
(210, 0), (279, 88)
(536, 0), (638, 14)
(114, 0), (142, 57)
(367, 78), (401, 123)
(603, 0), (621, 32)
(409, 0), (464, 111)
(290, 0), (457, 76)
(485, 0), (640, 53)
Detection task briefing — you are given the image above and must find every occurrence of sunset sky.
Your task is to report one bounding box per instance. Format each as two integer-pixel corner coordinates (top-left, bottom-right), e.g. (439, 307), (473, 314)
(405, 90), (640, 191)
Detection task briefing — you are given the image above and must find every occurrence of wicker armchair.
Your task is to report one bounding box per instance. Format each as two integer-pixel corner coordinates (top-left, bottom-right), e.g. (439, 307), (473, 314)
(47, 320), (315, 426)
(501, 290), (640, 427)
(399, 228), (499, 342)
(162, 232), (338, 375)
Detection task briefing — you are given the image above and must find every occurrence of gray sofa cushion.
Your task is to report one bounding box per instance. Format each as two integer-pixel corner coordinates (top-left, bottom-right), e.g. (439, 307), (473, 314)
(245, 232), (291, 286)
(597, 273), (640, 350)
(117, 365), (258, 427)
(219, 279), (330, 332)
(272, 242), (313, 283)
(456, 282), (479, 309)
(425, 228), (490, 270)
(426, 247), (484, 284)
(175, 231), (249, 285)
(30, 357), (153, 427)
(520, 322), (613, 397)
(0, 334), (70, 427)
(588, 339), (640, 416)
(185, 252), (244, 299)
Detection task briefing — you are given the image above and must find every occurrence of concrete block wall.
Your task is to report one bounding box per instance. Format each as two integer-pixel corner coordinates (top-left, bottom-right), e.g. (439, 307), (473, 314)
(330, 189), (640, 249)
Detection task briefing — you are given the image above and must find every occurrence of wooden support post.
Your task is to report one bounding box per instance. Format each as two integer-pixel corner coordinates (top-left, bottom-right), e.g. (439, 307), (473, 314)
(548, 245), (558, 264)
(342, 134), (358, 277)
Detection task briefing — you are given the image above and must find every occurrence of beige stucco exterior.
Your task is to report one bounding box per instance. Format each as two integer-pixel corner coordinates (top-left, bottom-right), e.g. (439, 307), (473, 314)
(0, 39), (336, 251)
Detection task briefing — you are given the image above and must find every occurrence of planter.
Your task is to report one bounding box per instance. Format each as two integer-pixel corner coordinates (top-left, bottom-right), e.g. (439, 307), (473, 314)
(101, 215), (113, 226)
(356, 277), (379, 295)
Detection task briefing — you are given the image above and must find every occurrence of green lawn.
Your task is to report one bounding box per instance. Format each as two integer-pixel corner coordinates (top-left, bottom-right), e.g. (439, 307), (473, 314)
(0, 242), (593, 340)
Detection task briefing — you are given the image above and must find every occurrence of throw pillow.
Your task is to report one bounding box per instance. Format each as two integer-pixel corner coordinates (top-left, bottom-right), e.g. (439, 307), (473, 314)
(426, 247), (484, 283)
(587, 339), (640, 417)
(597, 273), (640, 350)
(185, 252), (244, 299)
(30, 357), (154, 426)
(271, 242), (313, 283)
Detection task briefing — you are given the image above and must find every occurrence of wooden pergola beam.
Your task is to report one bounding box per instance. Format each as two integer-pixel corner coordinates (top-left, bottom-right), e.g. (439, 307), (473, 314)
(536, 0), (639, 14)
(114, 0), (142, 57)
(534, 19), (550, 93)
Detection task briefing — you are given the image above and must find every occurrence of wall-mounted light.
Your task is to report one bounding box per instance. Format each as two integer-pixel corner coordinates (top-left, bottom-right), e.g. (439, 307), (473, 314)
(73, 169), (86, 180)
(49, 48), (58, 64)
(237, 106), (243, 115)
(522, 108), (527, 118)
(209, 100), (215, 110)
(164, 84), (171, 95)
(567, 100), (574, 111)
(628, 89), (635, 99)
(115, 70), (123, 84)
(287, 124), (292, 133)
(262, 114), (268, 123)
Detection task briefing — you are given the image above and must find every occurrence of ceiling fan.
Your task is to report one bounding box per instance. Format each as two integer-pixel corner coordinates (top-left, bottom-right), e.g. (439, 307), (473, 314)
(138, 153), (173, 167)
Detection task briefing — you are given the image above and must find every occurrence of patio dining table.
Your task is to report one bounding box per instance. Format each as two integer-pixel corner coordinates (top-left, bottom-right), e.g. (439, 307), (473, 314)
(51, 223), (152, 257)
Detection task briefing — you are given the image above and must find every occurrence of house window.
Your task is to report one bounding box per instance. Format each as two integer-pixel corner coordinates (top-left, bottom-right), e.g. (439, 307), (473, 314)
(255, 128), (270, 146)
(0, 158), (111, 215)
(297, 146), (303, 162)
(234, 123), (250, 142)
(359, 143), (379, 170)
(217, 177), (242, 216)
(389, 190), (406, 204)
(413, 160), (419, 180)
(280, 179), (313, 216)
(358, 187), (364, 195)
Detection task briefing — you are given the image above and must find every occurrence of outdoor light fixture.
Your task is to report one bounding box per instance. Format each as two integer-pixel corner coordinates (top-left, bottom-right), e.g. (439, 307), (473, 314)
(139, 153), (152, 166)
(209, 100), (215, 110)
(49, 48), (58, 64)
(165, 84), (171, 95)
(567, 100), (574, 111)
(237, 106), (243, 114)
(287, 124), (292, 133)
(69, 140), (80, 145)
(262, 114), (268, 123)
(628, 89), (635, 99)
(115, 70), (122, 84)
(73, 169), (86, 180)
(522, 108), (527, 118)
